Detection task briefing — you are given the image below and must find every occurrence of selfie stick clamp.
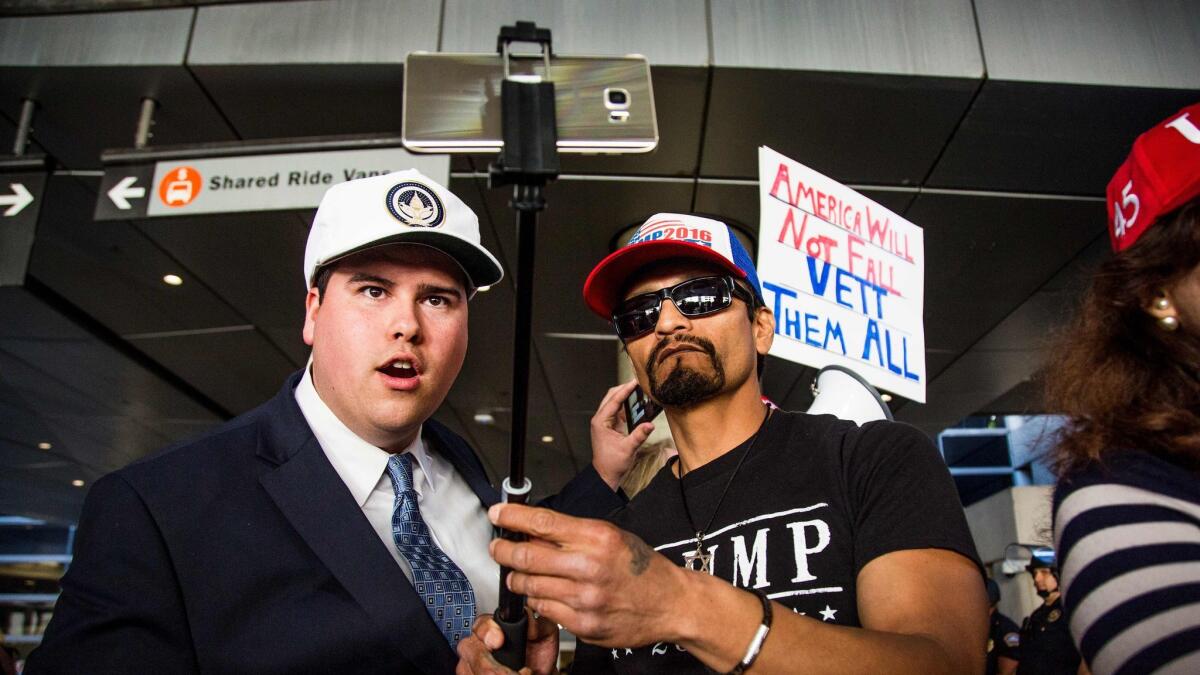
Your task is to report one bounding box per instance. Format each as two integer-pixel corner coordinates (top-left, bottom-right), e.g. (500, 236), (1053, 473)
(488, 20), (560, 670)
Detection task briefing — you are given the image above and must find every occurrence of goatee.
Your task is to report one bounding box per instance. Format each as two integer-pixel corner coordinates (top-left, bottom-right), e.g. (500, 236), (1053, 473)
(647, 335), (725, 407)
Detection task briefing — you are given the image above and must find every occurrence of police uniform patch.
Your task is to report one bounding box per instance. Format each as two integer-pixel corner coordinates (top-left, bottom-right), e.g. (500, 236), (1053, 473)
(386, 181), (444, 228)
(1004, 632), (1020, 647)
(1048, 609), (1061, 623)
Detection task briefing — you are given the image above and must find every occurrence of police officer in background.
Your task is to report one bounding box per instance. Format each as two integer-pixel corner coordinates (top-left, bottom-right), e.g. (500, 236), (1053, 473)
(1016, 547), (1083, 675)
(987, 578), (1021, 675)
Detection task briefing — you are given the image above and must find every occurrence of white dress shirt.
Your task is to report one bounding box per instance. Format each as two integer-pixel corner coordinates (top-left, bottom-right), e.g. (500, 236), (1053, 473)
(294, 368), (500, 613)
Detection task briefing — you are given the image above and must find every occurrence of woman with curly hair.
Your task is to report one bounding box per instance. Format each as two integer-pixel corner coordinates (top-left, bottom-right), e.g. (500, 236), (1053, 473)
(1047, 102), (1200, 675)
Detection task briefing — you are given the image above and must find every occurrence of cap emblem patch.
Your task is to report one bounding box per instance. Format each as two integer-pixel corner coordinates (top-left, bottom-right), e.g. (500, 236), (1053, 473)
(629, 218), (715, 248)
(386, 181), (444, 228)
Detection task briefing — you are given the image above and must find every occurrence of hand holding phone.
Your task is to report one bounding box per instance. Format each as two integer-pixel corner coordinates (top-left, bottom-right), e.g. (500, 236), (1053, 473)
(591, 381), (658, 491)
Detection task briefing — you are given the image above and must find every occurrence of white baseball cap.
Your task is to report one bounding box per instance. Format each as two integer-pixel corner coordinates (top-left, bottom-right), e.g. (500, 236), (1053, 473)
(304, 169), (504, 291)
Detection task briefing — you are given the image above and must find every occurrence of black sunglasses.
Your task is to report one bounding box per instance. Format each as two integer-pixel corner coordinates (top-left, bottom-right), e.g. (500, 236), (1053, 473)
(612, 275), (755, 340)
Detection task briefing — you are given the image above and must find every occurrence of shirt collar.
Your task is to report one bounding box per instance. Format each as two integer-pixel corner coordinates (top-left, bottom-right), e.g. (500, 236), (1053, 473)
(294, 367), (441, 507)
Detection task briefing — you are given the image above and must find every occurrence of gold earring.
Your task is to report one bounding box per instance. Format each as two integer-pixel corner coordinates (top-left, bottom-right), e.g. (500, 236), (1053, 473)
(1159, 316), (1180, 332)
(1154, 297), (1171, 311)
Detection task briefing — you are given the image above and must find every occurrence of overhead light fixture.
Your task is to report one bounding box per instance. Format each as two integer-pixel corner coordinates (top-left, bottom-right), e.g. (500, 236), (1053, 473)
(880, 394), (893, 402)
(541, 435), (554, 443)
(162, 274), (183, 286)
(473, 412), (495, 425)
(37, 442), (52, 450)
(476, 285), (491, 292)
(71, 479), (85, 487)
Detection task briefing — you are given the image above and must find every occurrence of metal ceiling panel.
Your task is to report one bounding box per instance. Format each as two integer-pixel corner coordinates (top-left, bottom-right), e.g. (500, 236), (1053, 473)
(896, 336), (1049, 437)
(0, 9), (193, 66)
(187, 64), (407, 139)
(132, 209), (311, 366)
(27, 175), (249, 335)
(929, 0), (1199, 195)
(0, 285), (219, 522)
(188, 0), (439, 65)
(971, 237), (1107, 354)
(187, 0), (436, 139)
(701, 0), (982, 182)
(926, 81), (1200, 195)
(973, 0), (1200, 88)
(127, 328), (297, 414)
(701, 69), (980, 182)
(981, 376), (1044, 416)
(710, 0), (983, 78)
(4, 330), (216, 424)
(910, 191), (1103, 382)
(441, 0), (710, 66)
(0, 9), (237, 168)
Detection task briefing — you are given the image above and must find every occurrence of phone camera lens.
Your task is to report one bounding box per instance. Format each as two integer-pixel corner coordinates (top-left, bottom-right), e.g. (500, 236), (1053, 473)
(604, 88), (631, 110)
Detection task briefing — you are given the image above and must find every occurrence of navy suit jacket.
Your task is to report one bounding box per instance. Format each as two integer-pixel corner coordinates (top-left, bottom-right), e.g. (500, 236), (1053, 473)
(27, 372), (622, 674)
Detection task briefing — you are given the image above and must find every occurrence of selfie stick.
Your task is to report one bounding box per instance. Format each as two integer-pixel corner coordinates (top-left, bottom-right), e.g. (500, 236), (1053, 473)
(488, 21), (560, 670)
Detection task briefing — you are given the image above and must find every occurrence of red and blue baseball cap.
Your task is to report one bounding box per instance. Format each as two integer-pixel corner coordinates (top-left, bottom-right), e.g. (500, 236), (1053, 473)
(583, 213), (764, 318)
(1107, 101), (1200, 252)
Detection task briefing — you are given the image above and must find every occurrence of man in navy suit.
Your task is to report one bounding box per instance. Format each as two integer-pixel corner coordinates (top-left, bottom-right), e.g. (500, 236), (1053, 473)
(27, 170), (641, 674)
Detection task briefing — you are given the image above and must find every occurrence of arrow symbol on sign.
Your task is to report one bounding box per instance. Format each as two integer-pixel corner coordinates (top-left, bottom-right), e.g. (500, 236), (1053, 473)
(0, 183), (34, 216)
(107, 176), (146, 210)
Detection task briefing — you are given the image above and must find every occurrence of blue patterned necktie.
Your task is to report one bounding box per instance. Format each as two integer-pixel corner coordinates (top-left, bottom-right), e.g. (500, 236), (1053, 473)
(386, 453), (477, 649)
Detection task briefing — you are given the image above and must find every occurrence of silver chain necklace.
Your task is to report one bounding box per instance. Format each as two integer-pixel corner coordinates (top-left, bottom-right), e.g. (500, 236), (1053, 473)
(676, 407), (771, 574)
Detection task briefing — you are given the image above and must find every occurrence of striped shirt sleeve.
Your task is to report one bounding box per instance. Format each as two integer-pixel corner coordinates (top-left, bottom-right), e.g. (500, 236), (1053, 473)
(1054, 479), (1200, 675)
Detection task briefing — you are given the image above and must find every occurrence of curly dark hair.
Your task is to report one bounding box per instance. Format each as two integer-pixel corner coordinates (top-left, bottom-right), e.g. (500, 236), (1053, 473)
(1045, 198), (1200, 477)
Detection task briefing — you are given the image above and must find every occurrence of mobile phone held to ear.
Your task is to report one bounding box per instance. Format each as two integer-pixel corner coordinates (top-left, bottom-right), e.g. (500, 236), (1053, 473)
(623, 386), (663, 434)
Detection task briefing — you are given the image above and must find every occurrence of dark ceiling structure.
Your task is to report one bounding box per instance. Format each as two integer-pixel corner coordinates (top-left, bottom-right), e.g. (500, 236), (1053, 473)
(1, 0), (1197, 522)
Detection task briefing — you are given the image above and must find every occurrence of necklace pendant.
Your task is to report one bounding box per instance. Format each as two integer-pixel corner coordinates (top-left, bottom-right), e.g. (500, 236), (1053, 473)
(682, 537), (712, 573)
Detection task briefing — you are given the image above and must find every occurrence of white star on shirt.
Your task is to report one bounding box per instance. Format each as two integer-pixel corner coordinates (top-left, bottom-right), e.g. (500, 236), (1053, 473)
(819, 605), (838, 622)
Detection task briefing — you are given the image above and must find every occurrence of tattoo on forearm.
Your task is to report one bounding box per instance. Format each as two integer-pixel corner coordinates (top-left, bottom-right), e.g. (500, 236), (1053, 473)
(623, 532), (652, 575)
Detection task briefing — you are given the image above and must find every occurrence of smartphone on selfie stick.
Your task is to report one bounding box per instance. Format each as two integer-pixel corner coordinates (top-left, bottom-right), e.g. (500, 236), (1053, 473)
(404, 21), (657, 671)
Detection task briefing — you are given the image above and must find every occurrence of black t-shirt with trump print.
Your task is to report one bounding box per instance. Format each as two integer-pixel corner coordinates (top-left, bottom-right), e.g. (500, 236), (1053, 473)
(571, 411), (980, 674)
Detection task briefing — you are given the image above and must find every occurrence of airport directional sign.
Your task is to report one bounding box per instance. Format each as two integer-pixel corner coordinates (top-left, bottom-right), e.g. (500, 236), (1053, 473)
(0, 163), (47, 286)
(95, 164), (154, 220)
(95, 147), (448, 221)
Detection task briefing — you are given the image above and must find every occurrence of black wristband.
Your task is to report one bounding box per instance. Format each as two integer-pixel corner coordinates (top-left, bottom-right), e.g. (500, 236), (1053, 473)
(727, 589), (773, 675)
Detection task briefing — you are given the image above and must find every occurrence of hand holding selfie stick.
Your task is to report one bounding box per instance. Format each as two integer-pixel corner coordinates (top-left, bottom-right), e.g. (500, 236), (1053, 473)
(488, 21), (560, 671)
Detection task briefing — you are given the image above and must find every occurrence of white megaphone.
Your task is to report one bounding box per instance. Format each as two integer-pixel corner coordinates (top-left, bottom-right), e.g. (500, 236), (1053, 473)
(805, 365), (893, 425)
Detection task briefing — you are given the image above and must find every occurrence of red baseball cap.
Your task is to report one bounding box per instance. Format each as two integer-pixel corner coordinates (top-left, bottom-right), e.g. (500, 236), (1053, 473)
(583, 213), (764, 319)
(1107, 102), (1200, 252)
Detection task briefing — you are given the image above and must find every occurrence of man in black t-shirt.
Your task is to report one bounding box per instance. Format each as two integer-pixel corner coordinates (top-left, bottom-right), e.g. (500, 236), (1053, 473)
(458, 213), (987, 674)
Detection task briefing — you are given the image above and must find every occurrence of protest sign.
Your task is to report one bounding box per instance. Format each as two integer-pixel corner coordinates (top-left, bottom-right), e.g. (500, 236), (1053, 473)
(757, 146), (926, 402)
